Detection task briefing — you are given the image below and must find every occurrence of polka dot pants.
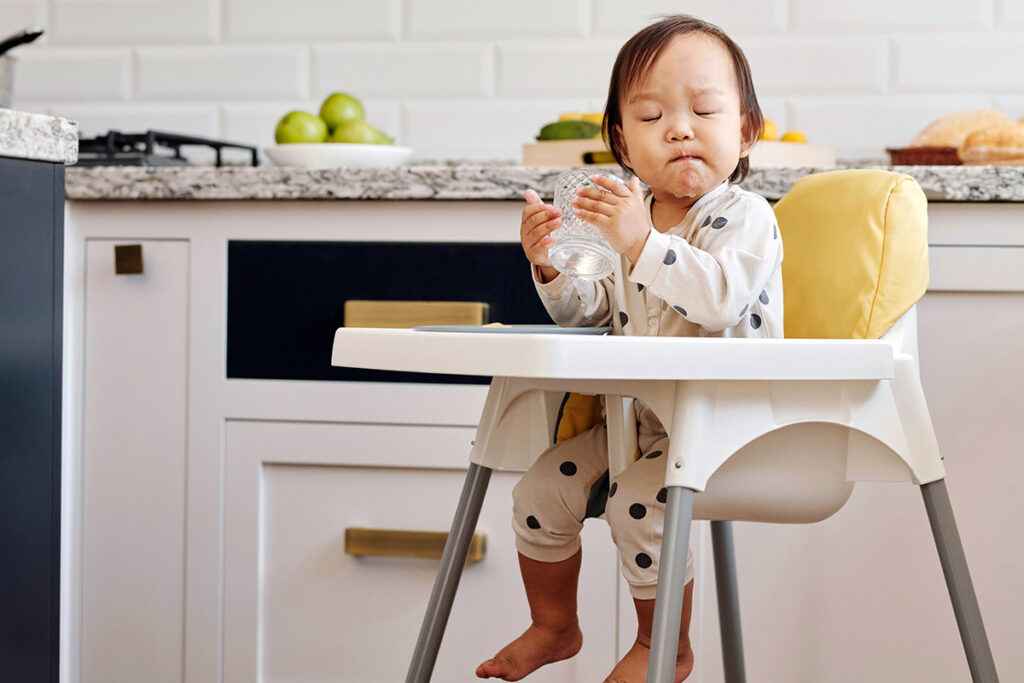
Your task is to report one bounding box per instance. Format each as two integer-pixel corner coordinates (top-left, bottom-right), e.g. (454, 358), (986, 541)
(512, 421), (694, 600)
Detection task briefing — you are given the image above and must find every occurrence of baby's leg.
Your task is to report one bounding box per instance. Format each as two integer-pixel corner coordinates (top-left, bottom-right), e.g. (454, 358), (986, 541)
(604, 436), (696, 682)
(475, 551), (584, 680)
(605, 583), (695, 683)
(477, 424), (610, 680)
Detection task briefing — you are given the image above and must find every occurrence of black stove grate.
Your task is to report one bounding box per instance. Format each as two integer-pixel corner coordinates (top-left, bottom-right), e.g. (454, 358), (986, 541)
(75, 130), (260, 167)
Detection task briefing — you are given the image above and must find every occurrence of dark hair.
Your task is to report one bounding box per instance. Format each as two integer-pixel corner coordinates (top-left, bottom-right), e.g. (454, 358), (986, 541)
(602, 14), (763, 183)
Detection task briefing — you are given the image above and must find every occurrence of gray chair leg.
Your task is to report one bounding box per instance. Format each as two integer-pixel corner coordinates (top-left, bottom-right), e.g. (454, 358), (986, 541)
(405, 463), (493, 683)
(921, 479), (1000, 683)
(647, 486), (696, 683)
(711, 520), (747, 683)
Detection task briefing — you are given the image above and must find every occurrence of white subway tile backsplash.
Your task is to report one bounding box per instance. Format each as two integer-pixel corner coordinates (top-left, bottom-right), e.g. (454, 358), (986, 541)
(12, 48), (130, 102)
(10, 0), (1024, 162)
(496, 42), (619, 96)
(786, 95), (995, 158)
(313, 44), (492, 98)
(894, 33), (1024, 91)
(997, 0), (1024, 27)
(406, 0), (586, 39)
(0, 3), (48, 41)
(135, 46), (308, 101)
(225, 0), (397, 41)
(404, 99), (592, 160)
(993, 96), (1024, 119)
(591, 0), (785, 38)
(757, 96), (788, 134)
(51, 0), (217, 44)
(223, 101), (402, 153)
(740, 35), (886, 95)
(791, 0), (990, 32)
(49, 102), (219, 138)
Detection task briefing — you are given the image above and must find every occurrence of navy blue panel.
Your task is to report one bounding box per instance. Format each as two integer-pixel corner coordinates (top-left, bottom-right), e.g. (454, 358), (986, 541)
(0, 156), (62, 683)
(227, 240), (553, 384)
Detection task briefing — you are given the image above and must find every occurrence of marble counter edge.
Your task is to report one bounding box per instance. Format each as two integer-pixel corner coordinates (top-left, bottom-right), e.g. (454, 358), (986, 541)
(0, 109), (78, 165)
(63, 162), (1024, 202)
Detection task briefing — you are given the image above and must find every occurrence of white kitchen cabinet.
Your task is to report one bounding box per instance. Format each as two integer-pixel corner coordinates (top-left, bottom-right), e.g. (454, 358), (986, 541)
(221, 419), (621, 683)
(62, 199), (1024, 683)
(80, 239), (189, 683)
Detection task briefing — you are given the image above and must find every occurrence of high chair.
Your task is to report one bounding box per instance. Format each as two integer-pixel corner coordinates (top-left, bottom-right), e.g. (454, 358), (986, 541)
(331, 169), (998, 683)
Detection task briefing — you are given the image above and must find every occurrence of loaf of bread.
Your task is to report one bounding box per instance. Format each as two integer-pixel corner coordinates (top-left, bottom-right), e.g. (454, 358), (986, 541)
(959, 121), (1024, 164)
(910, 109), (1011, 147)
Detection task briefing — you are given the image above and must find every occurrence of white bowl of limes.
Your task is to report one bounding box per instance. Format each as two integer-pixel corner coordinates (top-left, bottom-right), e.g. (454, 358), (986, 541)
(266, 92), (413, 168)
(264, 143), (414, 169)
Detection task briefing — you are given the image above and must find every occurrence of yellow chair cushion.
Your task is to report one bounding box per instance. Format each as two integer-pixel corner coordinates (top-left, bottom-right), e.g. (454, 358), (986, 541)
(555, 392), (605, 443)
(774, 169), (929, 340)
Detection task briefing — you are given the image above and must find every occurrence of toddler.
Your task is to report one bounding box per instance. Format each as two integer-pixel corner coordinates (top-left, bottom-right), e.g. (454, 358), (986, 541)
(477, 15), (782, 683)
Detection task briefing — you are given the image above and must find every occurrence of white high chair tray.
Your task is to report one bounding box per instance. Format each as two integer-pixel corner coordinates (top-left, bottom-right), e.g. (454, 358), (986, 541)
(332, 328), (895, 380)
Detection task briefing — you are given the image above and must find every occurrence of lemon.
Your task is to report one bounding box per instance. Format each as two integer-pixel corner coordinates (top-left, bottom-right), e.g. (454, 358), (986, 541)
(780, 130), (807, 143)
(759, 118), (778, 140)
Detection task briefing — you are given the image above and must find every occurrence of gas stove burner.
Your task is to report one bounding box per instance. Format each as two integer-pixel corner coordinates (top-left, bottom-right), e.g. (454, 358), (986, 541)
(75, 130), (259, 167)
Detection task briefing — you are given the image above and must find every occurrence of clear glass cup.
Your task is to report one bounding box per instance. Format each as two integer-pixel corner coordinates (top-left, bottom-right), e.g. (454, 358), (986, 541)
(548, 169), (622, 280)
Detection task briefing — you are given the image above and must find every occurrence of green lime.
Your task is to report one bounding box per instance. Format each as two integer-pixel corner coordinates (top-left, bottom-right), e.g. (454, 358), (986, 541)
(319, 92), (365, 131)
(328, 119), (387, 144)
(274, 110), (328, 144)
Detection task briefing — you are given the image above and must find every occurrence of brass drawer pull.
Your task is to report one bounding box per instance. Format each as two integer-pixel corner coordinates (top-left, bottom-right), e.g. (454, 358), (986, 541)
(344, 527), (486, 563)
(343, 300), (489, 328)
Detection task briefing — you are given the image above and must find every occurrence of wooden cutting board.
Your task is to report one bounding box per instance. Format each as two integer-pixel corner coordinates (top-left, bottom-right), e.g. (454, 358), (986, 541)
(521, 139), (614, 166)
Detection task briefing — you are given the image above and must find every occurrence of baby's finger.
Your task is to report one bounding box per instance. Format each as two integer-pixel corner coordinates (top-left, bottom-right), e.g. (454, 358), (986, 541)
(572, 206), (609, 228)
(572, 195), (614, 217)
(590, 174), (630, 197)
(576, 186), (615, 203)
(523, 203), (556, 226)
(628, 176), (643, 197)
(524, 188), (543, 205)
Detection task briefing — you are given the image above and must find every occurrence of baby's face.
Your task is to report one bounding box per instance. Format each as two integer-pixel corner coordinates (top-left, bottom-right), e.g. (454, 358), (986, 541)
(618, 33), (752, 207)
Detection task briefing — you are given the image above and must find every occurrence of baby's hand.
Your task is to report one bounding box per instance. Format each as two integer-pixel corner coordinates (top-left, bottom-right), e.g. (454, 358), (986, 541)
(520, 189), (561, 281)
(572, 176), (650, 264)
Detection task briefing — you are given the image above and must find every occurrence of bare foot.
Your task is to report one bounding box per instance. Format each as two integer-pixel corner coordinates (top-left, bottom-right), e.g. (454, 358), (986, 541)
(475, 622), (583, 680)
(603, 636), (694, 683)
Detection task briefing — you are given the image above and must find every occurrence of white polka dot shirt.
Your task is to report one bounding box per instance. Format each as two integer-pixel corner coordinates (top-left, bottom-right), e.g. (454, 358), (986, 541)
(535, 181), (784, 340)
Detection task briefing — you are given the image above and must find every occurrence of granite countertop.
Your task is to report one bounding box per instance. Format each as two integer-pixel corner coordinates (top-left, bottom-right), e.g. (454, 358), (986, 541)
(0, 109), (78, 165)
(64, 160), (1024, 202)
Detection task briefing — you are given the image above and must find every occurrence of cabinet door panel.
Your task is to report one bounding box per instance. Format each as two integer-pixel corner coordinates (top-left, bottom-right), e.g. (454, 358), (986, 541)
(81, 239), (188, 683)
(224, 420), (621, 682)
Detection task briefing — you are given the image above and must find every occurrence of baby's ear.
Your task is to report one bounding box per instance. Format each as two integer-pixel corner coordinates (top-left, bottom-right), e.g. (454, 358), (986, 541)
(738, 113), (759, 159)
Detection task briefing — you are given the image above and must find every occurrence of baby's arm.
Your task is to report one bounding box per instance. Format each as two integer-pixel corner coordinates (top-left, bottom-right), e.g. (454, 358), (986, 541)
(519, 189), (615, 327)
(629, 194), (781, 332)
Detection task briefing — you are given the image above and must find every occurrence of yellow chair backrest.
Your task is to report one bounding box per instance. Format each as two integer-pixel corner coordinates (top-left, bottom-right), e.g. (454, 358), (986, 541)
(774, 169), (929, 340)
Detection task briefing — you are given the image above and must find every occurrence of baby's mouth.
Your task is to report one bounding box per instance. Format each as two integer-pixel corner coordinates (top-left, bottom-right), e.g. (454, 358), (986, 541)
(670, 153), (701, 164)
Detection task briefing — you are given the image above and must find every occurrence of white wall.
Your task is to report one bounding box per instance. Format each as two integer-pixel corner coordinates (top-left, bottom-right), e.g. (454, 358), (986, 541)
(5, 0), (1024, 161)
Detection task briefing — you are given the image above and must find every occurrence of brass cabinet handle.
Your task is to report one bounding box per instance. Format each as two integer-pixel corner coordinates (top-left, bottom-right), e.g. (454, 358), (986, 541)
(344, 527), (486, 563)
(343, 300), (490, 328)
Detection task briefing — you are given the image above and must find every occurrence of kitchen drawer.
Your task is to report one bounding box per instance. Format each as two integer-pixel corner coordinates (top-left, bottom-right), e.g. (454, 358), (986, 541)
(223, 419), (621, 682)
(226, 240), (552, 383)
